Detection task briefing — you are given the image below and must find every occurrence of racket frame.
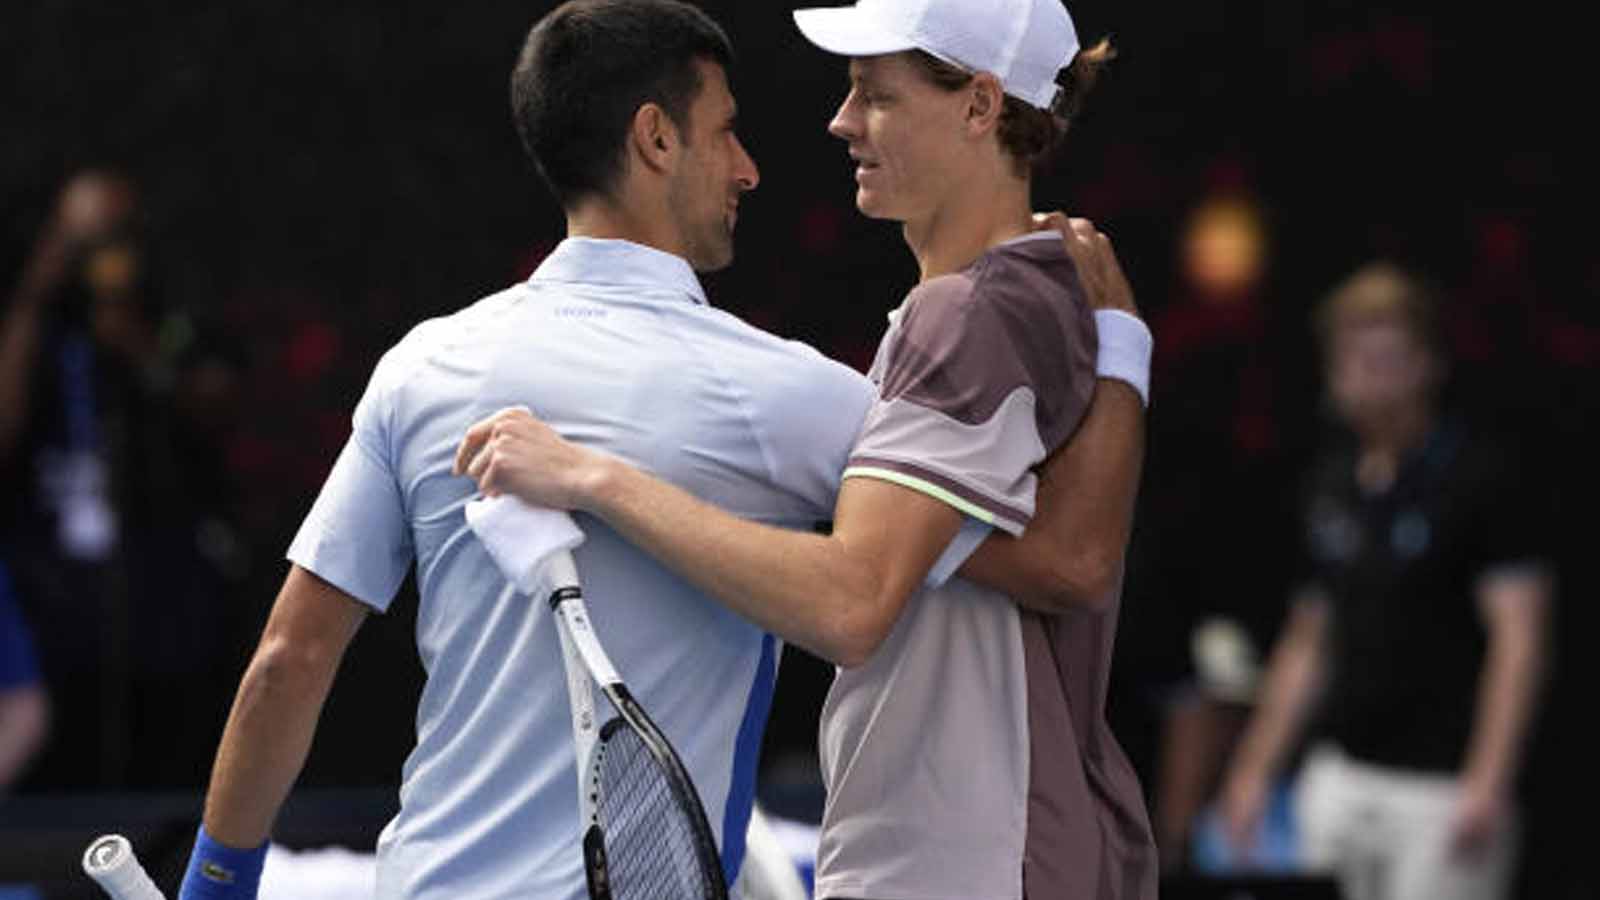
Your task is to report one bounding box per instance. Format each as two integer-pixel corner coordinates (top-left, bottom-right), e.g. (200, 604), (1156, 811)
(546, 554), (727, 900)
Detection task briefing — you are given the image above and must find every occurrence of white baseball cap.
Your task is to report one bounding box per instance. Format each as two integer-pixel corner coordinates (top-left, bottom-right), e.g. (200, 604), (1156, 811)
(792, 0), (1080, 111)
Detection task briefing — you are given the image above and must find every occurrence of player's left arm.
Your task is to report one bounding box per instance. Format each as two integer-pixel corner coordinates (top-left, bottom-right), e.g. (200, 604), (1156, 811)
(959, 216), (1148, 613)
(457, 412), (959, 668)
(1452, 565), (1551, 852)
(958, 376), (1144, 613)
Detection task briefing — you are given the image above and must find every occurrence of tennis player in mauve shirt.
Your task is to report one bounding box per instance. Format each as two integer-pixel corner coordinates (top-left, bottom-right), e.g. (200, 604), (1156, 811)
(457, 1), (1159, 897)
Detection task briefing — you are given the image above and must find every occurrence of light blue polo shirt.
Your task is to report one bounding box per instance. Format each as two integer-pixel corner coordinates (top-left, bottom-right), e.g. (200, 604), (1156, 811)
(287, 238), (874, 899)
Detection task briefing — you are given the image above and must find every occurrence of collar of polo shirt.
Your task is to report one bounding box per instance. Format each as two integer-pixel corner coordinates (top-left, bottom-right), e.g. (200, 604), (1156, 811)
(531, 238), (709, 306)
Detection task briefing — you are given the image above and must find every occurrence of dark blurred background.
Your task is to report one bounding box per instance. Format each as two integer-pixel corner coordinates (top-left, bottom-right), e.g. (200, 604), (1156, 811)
(1, 0), (1594, 897)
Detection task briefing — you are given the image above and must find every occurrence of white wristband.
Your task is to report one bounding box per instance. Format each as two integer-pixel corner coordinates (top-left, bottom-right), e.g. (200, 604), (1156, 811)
(1094, 309), (1152, 407)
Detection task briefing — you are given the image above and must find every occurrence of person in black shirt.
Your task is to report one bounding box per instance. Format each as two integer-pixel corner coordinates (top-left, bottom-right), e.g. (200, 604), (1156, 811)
(1217, 262), (1551, 900)
(0, 170), (247, 789)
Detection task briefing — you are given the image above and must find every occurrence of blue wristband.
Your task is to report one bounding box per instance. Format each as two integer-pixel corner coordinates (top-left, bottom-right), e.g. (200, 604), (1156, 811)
(178, 825), (268, 899)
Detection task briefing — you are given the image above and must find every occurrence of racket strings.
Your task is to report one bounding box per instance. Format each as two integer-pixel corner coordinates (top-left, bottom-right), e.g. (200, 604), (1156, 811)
(594, 724), (719, 899)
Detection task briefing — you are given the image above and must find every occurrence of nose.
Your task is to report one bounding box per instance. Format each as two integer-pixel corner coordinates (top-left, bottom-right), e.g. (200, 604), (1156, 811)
(733, 135), (759, 192)
(829, 92), (862, 143)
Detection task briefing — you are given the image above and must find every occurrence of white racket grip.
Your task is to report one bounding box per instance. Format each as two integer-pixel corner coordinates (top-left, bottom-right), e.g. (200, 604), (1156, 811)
(545, 550), (580, 592)
(83, 835), (166, 900)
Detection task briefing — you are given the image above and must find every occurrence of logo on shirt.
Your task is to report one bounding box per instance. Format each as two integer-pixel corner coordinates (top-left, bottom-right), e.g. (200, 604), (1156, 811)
(1391, 510), (1432, 559)
(1308, 499), (1362, 563)
(555, 306), (608, 319)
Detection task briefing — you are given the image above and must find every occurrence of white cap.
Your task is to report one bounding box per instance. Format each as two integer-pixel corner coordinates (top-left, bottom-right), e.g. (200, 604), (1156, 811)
(793, 0), (1080, 111)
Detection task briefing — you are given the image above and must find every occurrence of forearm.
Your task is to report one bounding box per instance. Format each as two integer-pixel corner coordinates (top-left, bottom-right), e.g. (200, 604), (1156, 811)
(1230, 626), (1323, 781)
(201, 639), (341, 847)
(0, 686), (49, 789)
(0, 300), (46, 457)
(1461, 600), (1547, 793)
(582, 461), (886, 666)
(958, 378), (1145, 611)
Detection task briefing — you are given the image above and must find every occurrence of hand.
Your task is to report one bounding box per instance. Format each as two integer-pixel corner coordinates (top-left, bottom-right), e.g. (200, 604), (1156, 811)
(452, 407), (605, 510)
(55, 171), (136, 243)
(1448, 780), (1511, 859)
(15, 172), (136, 307)
(1218, 767), (1270, 859)
(1032, 212), (1139, 316)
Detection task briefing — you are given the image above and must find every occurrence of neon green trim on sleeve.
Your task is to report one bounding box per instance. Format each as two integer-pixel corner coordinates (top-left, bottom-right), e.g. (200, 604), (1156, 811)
(841, 466), (998, 525)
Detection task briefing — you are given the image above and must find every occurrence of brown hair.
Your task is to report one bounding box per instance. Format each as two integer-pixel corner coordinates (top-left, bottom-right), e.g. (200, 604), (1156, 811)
(1314, 262), (1443, 357)
(906, 38), (1116, 177)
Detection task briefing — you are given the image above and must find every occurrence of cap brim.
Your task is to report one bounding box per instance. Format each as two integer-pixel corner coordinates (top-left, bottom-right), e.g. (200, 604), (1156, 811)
(792, 7), (918, 57)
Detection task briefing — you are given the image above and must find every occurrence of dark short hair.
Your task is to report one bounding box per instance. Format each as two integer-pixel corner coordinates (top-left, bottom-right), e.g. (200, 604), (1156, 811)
(511, 0), (734, 207)
(907, 38), (1116, 178)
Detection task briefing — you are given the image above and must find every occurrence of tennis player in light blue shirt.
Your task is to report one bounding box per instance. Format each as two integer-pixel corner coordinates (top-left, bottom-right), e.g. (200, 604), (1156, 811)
(291, 234), (871, 897)
(178, 5), (872, 899)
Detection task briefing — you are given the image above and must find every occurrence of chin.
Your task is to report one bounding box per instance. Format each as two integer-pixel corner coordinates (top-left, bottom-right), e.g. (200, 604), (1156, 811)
(855, 189), (898, 221)
(693, 244), (736, 274)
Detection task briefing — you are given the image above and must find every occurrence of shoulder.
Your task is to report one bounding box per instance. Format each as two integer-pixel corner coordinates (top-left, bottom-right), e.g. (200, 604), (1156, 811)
(897, 273), (981, 338)
(978, 238), (1094, 344)
(374, 287), (523, 395)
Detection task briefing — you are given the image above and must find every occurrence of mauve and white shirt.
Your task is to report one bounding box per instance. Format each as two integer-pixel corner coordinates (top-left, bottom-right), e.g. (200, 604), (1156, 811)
(817, 233), (1158, 900)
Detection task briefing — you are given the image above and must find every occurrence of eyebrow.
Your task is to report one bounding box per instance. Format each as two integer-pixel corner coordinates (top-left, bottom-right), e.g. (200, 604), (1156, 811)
(848, 66), (880, 89)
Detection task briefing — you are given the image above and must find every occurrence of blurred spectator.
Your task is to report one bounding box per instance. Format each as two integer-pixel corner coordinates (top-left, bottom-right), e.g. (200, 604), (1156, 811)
(0, 558), (48, 790)
(1136, 188), (1305, 866)
(0, 170), (247, 789)
(1216, 263), (1552, 900)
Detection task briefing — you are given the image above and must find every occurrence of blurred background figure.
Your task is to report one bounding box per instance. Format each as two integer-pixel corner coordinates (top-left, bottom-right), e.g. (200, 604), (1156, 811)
(0, 169), (248, 790)
(1133, 183), (1307, 870)
(1215, 263), (1552, 900)
(0, 558), (48, 791)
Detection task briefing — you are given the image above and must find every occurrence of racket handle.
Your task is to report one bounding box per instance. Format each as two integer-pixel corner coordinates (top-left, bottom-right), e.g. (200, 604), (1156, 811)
(546, 550), (580, 592)
(83, 834), (167, 900)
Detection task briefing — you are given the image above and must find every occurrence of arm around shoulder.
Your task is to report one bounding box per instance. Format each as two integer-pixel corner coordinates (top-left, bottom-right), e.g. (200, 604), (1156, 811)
(959, 377), (1145, 612)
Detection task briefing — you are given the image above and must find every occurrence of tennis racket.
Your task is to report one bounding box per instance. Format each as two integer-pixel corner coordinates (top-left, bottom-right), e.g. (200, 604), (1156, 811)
(82, 834), (166, 899)
(545, 550), (728, 900)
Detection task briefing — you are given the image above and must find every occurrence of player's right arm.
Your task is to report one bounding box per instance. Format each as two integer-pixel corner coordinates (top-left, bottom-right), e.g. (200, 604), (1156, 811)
(186, 566), (367, 882)
(1217, 588), (1329, 851)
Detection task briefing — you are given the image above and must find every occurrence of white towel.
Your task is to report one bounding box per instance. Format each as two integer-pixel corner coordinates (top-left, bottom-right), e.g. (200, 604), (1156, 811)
(464, 495), (585, 595)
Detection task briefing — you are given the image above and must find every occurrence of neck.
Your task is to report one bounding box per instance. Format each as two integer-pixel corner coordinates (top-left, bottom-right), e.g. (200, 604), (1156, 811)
(566, 192), (686, 261)
(1354, 401), (1434, 489)
(901, 167), (1034, 281)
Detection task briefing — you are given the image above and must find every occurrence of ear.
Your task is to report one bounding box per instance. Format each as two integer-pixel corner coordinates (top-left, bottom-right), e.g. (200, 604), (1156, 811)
(629, 103), (682, 177)
(966, 72), (1005, 138)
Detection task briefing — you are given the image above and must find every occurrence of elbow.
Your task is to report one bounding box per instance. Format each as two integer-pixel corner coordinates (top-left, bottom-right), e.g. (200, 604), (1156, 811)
(831, 630), (885, 670)
(820, 587), (898, 669)
(4, 686), (51, 754)
(1041, 549), (1122, 613)
(244, 635), (334, 697)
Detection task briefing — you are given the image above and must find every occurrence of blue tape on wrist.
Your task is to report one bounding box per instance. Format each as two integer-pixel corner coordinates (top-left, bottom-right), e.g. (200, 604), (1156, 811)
(178, 825), (268, 900)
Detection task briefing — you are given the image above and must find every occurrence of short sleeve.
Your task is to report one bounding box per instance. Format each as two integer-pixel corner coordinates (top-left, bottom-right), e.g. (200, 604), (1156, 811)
(843, 268), (1096, 536)
(745, 337), (876, 523)
(287, 384), (414, 612)
(1466, 447), (1551, 582)
(0, 563), (41, 690)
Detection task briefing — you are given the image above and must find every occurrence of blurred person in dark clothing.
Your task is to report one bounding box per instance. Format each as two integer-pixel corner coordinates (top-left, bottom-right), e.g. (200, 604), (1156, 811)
(1138, 190), (1303, 867)
(1217, 262), (1551, 900)
(0, 557), (49, 790)
(0, 170), (247, 789)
